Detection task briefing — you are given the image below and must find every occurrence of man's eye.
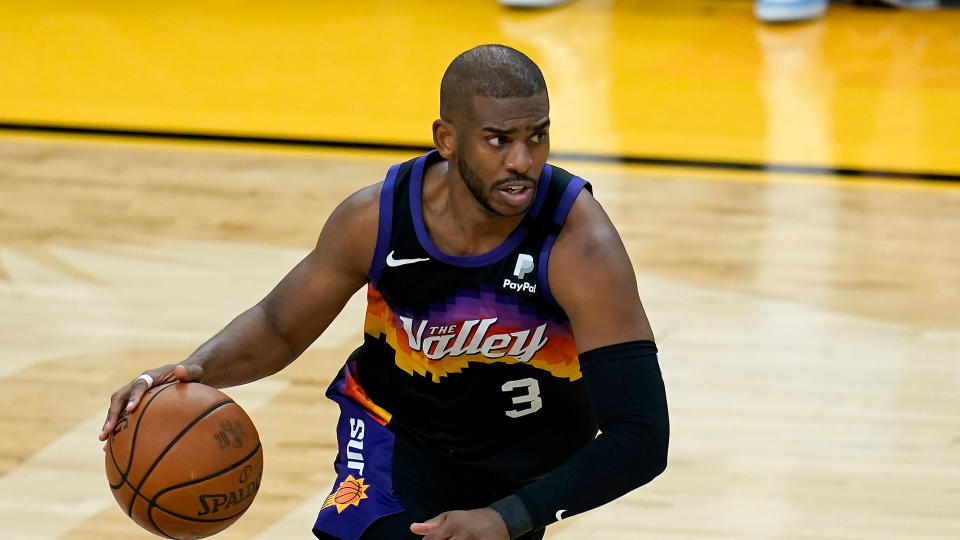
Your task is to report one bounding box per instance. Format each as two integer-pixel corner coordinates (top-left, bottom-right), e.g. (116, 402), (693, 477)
(489, 136), (508, 147)
(531, 132), (547, 143)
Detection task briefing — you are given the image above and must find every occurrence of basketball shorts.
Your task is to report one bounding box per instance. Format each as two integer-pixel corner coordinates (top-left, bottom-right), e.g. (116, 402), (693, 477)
(312, 360), (545, 540)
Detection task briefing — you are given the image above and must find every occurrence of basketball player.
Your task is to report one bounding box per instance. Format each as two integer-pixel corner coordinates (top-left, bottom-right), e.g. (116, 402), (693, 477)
(100, 45), (669, 540)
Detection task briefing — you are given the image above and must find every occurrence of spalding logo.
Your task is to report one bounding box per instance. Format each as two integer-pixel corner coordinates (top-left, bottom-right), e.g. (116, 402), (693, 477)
(196, 466), (261, 516)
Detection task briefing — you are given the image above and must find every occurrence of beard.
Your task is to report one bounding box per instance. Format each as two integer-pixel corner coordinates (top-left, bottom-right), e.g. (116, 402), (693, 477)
(456, 153), (536, 218)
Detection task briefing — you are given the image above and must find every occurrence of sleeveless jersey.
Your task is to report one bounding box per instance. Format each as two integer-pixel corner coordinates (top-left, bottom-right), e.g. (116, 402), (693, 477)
(341, 150), (597, 484)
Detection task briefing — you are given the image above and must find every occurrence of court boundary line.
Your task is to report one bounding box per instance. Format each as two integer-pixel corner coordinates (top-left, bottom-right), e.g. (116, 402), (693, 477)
(2, 121), (959, 184)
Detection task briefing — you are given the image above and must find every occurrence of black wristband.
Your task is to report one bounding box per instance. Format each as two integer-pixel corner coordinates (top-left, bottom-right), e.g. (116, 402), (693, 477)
(489, 494), (534, 539)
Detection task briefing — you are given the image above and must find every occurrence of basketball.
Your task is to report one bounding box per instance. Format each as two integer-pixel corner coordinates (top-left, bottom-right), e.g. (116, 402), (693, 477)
(105, 382), (263, 539)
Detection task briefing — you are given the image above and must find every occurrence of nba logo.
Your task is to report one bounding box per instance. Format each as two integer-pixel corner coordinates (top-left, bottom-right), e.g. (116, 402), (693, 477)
(513, 254), (534, 280)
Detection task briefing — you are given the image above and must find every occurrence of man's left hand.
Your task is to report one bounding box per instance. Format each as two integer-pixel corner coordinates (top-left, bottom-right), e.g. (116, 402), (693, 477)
(410, 508), (509, 540)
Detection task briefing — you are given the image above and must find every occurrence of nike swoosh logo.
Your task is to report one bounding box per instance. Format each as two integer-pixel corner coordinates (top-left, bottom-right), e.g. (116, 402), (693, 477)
(556, 509), (566, 521)
(386, 251), (431, 267)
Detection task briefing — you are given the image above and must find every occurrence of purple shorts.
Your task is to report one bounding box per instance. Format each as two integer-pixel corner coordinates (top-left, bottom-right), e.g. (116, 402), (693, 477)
(313, 362), (406, 540)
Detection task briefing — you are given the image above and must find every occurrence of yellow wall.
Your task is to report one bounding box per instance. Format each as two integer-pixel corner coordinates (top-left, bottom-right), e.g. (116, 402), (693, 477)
(1, 0), (958, 173)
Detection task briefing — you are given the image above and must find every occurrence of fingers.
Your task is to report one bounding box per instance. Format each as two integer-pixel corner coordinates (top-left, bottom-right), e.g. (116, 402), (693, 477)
(124, 372), (157, 413)
(99, 364), (178, 442)
(173, 363), (204, 382)
(410, 513), (446, 535)
(98, 375), (146, 442)
(99, 387), (127, 441)
(99, 363), (204, 442)
(412, 509), (508, 540)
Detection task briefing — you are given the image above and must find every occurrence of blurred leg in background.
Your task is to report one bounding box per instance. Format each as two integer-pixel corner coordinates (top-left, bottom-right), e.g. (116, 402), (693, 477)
(755, 0), (829, 22)
(756, 0), (940, 22)
(499, 0), (571, 8)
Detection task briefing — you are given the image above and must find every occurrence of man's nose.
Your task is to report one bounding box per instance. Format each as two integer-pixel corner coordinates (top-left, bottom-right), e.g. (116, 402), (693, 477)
(504, 142), (532, 176)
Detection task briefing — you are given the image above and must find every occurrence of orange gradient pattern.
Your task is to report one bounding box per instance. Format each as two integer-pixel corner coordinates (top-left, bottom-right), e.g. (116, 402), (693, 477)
(363, 285), (581, 382)
(338, 361), (392, 425)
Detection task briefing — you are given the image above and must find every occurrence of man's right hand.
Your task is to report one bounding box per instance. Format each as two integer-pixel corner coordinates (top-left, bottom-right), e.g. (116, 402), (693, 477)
(99, 363), (204, 442)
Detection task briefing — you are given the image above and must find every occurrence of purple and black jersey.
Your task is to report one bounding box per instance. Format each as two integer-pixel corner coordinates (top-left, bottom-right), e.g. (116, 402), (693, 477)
(316, 151), (668, 540)
(351, 150), (597, 482)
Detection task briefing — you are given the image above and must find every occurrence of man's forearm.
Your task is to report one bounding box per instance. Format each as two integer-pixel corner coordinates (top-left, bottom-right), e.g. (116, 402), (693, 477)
(514, 408), (668, 530)
(490, 341), (669, 536)
(183, 303), (297, 388)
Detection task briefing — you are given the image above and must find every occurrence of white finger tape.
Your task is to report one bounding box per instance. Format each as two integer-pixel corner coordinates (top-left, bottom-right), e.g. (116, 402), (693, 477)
(135, 373), (154, 387)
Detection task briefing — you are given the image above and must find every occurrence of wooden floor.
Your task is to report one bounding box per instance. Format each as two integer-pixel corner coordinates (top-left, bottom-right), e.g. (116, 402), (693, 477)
(1, 1), (959, 539)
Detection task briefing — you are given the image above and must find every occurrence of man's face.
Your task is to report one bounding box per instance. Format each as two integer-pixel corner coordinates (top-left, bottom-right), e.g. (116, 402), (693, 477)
(455, 92), (550, 218)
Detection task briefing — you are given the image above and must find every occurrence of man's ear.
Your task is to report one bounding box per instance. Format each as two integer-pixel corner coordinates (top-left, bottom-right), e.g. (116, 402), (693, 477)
(433, 119), (456, 160)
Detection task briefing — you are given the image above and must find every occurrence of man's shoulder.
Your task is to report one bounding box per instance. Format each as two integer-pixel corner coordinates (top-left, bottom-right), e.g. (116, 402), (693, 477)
(549, 167), (599, 226)
(335, 182), (383, 220)
(553, 185), (621, 259)
(320, 182), (383, 249)
(347, 181), (383, 207)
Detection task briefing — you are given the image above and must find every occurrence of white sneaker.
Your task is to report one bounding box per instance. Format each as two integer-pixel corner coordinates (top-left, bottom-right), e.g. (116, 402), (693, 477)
(499, 0), (570, 7)
(876, 0), (939, 9)
(755, 0), (828, 22)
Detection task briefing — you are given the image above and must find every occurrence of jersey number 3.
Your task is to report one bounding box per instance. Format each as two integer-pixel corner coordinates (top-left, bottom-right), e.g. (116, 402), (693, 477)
(501, 378), (543, 418)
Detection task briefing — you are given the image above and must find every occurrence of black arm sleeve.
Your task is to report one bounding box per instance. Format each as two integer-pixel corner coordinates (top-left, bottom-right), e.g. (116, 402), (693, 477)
(489, 340), (669, 536)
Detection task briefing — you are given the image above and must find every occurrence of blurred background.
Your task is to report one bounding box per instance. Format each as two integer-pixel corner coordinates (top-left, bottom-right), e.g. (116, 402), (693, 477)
(1, 1), (958, 539)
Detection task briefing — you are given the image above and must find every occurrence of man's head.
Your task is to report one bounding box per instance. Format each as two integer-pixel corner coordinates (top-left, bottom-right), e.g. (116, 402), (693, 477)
(434, 45), (550, 217)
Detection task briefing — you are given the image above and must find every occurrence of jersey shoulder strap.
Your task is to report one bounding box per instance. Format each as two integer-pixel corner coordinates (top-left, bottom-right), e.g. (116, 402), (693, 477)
(524, 163), (592, 237)
(367, 154), (592, 285)
(368, 156), (420, 286)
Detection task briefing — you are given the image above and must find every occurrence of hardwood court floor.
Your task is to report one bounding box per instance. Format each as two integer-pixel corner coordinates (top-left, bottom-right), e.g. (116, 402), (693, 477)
(1, 137), (958, 540)
(1, 1), (959, 539)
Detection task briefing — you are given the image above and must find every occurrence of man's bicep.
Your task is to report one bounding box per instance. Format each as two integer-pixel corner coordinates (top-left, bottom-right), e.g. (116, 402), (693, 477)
(259, 185), (379, 354)
(549, 195), (653, 353)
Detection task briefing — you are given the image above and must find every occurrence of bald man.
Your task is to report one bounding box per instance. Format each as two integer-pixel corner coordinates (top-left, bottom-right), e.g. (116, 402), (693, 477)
(101, 45), (669, 540)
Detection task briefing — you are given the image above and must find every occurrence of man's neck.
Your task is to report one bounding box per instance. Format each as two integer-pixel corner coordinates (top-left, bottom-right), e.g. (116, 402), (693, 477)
(421, 160), (525, 257)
